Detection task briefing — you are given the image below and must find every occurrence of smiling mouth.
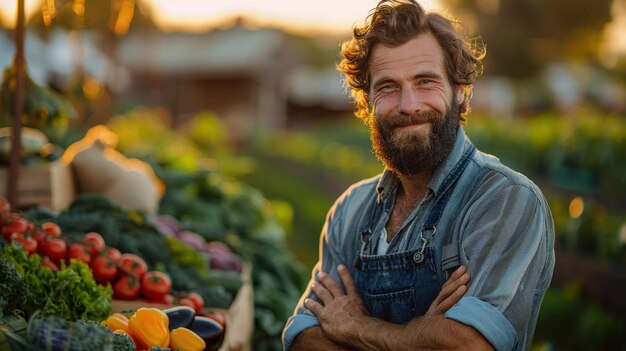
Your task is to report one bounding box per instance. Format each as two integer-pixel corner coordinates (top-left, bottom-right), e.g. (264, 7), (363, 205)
(396, 122), (429, 131)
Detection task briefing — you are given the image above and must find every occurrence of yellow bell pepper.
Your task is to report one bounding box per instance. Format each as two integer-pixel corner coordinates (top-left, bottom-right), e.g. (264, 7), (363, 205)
(128, 307), (170, 348)
(170, 327), (206, 351)
(101, 313), (130, 333)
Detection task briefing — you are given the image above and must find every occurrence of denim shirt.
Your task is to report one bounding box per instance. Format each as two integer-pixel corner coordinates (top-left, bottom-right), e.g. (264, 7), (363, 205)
(282, 126), (555, 351)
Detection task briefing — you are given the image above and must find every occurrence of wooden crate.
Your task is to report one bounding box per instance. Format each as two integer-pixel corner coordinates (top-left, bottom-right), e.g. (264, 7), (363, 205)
(0, 160), (76, 211)
(218, 264), (254, 351)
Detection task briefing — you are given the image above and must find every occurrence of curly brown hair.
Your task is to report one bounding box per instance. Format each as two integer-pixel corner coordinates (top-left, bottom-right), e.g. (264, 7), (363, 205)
(337, 0), (486, 123)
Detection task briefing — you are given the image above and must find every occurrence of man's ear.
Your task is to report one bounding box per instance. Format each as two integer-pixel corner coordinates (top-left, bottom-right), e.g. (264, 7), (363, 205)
(455, 85), (467, 105)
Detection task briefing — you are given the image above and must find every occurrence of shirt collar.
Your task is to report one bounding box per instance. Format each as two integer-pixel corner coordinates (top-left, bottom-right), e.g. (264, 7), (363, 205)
(375, 125), (471, 200)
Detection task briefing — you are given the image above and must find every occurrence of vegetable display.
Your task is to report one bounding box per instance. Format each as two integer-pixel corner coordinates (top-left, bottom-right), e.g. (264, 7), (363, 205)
(2, 109), (305, 350)
(100, 307), (225, 351)
(108, 110), (308, 350)
(0, 192), (240, 350)
(25, 194), (243, 309)
(0, 243), (112, 322)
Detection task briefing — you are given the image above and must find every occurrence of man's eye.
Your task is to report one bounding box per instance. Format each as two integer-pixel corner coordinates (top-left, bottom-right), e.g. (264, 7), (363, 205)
(419, 79), (434, 86)
(378, 84), (395, 92)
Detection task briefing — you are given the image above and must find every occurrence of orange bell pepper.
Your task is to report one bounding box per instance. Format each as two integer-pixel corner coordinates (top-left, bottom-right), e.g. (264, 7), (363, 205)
(101, 313), (129, 333)
(128, 307), (170, 348)
(170, 327), (206, 351)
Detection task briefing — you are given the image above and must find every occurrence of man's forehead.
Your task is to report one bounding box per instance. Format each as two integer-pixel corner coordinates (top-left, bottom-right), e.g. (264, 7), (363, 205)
(368, 33), (446, 80)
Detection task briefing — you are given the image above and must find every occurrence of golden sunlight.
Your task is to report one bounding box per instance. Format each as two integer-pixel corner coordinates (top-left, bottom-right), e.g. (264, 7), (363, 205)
(0, 0), (442, 34)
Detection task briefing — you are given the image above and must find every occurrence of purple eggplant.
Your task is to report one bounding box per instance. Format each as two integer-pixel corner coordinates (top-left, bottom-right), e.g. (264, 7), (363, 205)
(163, 305), (196, 330)
(189, 316), (224, 350)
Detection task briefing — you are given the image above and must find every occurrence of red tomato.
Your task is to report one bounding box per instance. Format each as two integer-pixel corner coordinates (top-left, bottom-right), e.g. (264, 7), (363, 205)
(185, 292), (205, 314)
(177, 297), (196, 310)
(40, 238), (67, 263)
(67, 243), (92, 265)
(92, 256), (119, 284)
(204, 311), (226, 328)
(14, 235), (38, 255)
(2, 218), (29, 240)
(82, 232), (106, 256)
(119, 253), (148, 277)
(113, 275), (142, 300)
(103, 247), (122, 263)
(40, 257), (59, 271)
(41, 222), (62, 237)
(141, 271), (172, 301)
(31, 228), (45, 247)
(0, 212), (19, 226)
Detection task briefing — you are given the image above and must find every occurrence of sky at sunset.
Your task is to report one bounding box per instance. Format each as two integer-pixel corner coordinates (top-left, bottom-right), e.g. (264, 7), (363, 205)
(0, 0), (442, 34)
(0, 0), (625, 61)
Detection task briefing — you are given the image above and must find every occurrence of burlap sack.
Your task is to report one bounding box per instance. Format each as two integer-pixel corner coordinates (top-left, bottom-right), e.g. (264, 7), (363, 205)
(64, 125), (163, 214)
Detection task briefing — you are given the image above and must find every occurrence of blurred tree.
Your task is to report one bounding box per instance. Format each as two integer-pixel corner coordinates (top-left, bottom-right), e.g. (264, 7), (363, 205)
(445, 0), (614, 77)
(27, 0), (156, 35)
(23, 0), (158, 126)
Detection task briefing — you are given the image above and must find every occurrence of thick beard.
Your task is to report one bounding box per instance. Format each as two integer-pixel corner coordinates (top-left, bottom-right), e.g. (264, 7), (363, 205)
(369, 102), (460, 176)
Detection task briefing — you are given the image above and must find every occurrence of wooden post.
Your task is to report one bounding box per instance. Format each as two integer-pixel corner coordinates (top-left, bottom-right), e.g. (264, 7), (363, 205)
(8, 0), (26, 207)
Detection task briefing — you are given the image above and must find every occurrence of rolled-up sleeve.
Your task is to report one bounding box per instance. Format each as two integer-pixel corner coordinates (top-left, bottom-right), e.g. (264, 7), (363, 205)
(282, 313), (321, 350)
(446, 296), (517, 351)
(448, 179), (554, 351)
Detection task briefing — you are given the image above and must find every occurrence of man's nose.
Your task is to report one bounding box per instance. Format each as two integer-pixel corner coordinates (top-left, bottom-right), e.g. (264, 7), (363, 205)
(398, 88), (422, 115)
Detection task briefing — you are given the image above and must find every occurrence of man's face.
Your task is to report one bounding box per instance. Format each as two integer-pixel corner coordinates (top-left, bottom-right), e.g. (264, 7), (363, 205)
(367, 33), (464, 176)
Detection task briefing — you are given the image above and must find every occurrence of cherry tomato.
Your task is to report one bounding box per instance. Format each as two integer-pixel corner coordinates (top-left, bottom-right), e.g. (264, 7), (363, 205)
(14, 235), (38, 255)
(113, 275), (142, 300)
(141, 271), (172, 301)
(41, 222), (62, 237)
(103, 247), (122, 263)
(2, 218), (29, 240)
(31, 228), (45, 247)
(204, 311), (226, 328)
(0, 212), (19, 227)
(82, 232), (106, 256)
(67, 243), (92, 265)
(92, 256), (119, 284)
(40, 238), (67, 263)
(177, 297), (196, 311)
(119, 253), (148, 277)
(185, 292), (205, 314)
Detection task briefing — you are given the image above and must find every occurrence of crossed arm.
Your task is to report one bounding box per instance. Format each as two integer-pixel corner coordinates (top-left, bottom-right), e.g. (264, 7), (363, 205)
(291, 265), (494, 351)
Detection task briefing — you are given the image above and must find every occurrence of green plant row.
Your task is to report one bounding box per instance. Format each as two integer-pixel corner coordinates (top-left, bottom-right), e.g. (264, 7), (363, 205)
(535, 283), (625, 351)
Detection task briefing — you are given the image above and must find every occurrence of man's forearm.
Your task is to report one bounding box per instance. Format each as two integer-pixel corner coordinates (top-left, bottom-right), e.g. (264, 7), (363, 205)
(341, 315), (494, 351)
(291, 326), (355, 351)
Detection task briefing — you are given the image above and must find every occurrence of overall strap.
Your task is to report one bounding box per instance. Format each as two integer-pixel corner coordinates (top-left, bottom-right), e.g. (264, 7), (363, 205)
(422, 144), (476, 232)
(353, 184), (383, 267)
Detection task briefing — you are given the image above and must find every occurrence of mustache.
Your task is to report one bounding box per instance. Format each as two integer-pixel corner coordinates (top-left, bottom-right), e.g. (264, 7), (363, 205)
(383, 110), (441, 129)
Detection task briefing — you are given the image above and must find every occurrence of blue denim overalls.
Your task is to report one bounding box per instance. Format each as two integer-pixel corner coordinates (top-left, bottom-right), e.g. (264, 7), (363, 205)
(353, 145), (476, 324)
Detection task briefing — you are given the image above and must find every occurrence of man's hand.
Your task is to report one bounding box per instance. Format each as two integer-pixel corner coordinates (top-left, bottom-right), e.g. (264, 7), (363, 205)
(301, 264), (474, 350)
(305, 264), (469, 340)
(304, 264), (368, 343)
(426, 265), (470, 316)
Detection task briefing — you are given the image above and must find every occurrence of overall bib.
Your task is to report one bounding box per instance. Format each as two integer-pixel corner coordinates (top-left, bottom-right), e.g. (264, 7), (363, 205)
(353, 145), (475, 324)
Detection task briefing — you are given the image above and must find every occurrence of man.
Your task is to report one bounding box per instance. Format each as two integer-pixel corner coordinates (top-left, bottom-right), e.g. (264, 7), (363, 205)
(282, 0), (555, 350)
